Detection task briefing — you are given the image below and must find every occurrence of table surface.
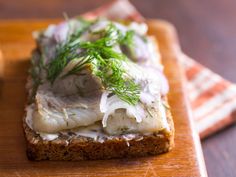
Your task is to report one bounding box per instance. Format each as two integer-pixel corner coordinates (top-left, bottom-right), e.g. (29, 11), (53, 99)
(0, 0), (235, 176)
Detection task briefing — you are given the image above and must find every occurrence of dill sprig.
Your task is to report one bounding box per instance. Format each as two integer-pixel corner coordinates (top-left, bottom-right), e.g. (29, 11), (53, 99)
(120, 30), (135, 48)
(120, 30), (136, 58)
(47, 20), (140, 105)
(47, 19), (92, 83)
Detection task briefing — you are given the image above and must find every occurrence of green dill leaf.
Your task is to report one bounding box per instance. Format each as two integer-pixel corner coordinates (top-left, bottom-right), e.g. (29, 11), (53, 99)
(63, 56), (92, 77)
(69, 18), (92, 43)
(47, 43), (76, 83)
(119, 30), (136, 58)
(46, 19), (141, 105)
(141, 35), (148, 43)
(63, 12), (70, 22)
(120, 30), (135, 47)
(47, 18), (93, 83)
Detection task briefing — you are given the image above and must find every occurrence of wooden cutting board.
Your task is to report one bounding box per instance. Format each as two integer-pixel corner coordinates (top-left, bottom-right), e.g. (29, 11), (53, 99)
(0, 19), (207, 177)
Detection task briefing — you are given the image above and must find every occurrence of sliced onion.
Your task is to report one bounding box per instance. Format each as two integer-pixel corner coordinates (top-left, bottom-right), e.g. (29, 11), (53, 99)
(128, 22), (148, 36)
(53, 22), (69, 42)
(90, 21), (109, 33)
(100, 91), (109, 113)
(132, 36), (149, 62)
(143, 65), (169, 95)
(140, 92), (155, 105)
(126, 104), (145, 123)
(44, 25), (56, 38)
(101, 94), (146, 127)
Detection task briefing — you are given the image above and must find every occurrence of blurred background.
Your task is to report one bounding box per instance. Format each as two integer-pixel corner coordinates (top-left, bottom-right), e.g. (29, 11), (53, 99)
(0, 0), (236, 176)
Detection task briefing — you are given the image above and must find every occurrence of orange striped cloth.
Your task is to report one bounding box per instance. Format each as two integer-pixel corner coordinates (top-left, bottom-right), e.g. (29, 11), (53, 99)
(82, 0), (236, 139)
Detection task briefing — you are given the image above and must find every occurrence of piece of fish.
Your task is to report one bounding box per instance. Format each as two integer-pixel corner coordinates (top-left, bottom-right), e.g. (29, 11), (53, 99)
(104, 100), (169, 135)
(100, 61), (169, 135)
(32, 59), (104, 133)
(33, 89), (102, 133)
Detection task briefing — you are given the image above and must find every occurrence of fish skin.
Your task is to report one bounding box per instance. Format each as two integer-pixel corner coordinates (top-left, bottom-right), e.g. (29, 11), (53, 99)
(33, 90), (103, 133)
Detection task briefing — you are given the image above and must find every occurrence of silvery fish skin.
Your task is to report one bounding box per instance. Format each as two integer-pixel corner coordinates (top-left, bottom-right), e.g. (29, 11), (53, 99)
(33, 85), (103, 133)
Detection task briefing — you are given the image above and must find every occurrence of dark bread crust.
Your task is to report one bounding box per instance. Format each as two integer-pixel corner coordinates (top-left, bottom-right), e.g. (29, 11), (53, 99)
(23, 105), (174, 161)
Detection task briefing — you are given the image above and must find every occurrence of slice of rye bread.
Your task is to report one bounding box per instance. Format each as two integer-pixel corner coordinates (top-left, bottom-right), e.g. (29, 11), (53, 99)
(23, 104), (174, 161)
(23, 20), (175, 161)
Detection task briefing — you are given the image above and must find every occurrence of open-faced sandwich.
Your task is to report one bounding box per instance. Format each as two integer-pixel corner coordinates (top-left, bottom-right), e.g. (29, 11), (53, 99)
(23, 17), (174, 160)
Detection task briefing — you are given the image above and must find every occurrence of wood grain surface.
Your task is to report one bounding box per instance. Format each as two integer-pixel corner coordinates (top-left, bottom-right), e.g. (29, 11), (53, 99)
(0, 19), (207, 176)
(0, 1), (236, 177)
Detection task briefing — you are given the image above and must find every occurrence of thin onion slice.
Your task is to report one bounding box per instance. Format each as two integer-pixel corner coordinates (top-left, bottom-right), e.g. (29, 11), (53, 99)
(101, 93), (146, 127)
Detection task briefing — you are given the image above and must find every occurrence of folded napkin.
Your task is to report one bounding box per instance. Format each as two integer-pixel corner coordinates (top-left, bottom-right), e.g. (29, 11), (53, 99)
(82, 0), (236, 139)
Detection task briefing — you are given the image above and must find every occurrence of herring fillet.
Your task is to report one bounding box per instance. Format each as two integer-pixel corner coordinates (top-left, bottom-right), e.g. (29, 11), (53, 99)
(104, 105), (168, 135)
(33, 91), (103, 133)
